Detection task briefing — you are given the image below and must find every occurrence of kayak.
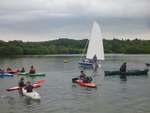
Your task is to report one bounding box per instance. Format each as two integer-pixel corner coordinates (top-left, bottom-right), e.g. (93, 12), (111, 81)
(0, 73), (14, 78)
(73, 79), (96, 88)
(6, 80), (45, 91)
(18, 72), (46, 77)
(22, 88), (41, 100)
(6, 69), (19, 74)
(104, 69), (149, 76)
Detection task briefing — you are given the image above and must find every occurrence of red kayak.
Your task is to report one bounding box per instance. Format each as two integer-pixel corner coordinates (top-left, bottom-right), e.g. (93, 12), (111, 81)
(6, 80), (45, 91)
(6, 69), (19, 74)
(74, 80), (96, 88)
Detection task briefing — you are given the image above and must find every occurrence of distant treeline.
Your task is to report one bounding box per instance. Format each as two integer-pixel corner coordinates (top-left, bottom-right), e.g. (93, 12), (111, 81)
(0, 38), (150, 56)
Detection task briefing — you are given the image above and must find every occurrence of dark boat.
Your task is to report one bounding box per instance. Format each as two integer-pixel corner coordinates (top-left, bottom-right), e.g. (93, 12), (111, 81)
(104, 69), (149, 76)
(145, 63), (150, 66)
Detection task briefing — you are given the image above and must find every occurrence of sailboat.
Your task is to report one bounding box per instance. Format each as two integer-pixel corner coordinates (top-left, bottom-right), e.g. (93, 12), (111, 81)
(78, 21), (104, 68)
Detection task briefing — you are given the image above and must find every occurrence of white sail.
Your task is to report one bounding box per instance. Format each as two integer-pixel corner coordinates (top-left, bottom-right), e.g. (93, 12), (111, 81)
(86, 21), (104, 60)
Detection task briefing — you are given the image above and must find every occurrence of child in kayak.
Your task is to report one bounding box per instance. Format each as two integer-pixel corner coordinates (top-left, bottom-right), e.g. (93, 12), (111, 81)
(79, 70), (86, 81)
(25, 81), (33, 93)
(0, 69), (4, 74)
(29, 65), (36, 74)
(18, 77), (25, 95)
(72, 70), (92, 83)
(20, 67), (25, 73)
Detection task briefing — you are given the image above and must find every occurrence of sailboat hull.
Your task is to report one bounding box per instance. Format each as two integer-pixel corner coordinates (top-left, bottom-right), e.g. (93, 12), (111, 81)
(78, 61), (93, 68)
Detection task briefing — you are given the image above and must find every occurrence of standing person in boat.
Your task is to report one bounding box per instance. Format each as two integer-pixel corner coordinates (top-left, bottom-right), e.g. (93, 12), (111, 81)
(119, 62), (127, 80)
(29, 65), (36, 74)
(18, 77), (25, 95)
(25, 81), (33, 93)
(92, 55), (98, 72)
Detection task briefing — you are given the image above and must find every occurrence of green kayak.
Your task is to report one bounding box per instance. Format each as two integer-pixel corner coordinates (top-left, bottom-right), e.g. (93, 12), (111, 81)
(18, 72), (46, 77)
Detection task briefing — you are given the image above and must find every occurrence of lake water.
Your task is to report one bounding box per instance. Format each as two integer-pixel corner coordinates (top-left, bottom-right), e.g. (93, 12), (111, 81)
(0, 54), (150, 113)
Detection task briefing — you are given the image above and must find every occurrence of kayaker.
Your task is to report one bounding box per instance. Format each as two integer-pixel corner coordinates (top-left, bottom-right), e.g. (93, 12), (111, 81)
(18, 77), (25, 95)
(7, 67), (12, 71)
(25, 81), (33, 93)
(0, 69), (4, 74)
(72, 71), (92, 83)
(79, 70), (86, 81)
(20, 67), (25, 73)
(29, 65), (36, 74)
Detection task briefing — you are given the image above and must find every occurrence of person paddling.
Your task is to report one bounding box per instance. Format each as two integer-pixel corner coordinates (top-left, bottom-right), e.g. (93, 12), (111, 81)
(29, 65), (36, 74)
(25, 81), (33, 93)
(7, 67), (12, 71)
(72, 70), (92, 83)
(72, 70), (87, 83)
(18, 77), (25, 95)
(79, 70), (86, 81)
(0, 69), (4, 74)
(20, 67), (25, 73)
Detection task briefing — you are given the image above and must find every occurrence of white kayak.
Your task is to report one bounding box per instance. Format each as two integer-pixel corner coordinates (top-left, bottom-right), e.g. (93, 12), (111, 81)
(22, 88), (41, 100)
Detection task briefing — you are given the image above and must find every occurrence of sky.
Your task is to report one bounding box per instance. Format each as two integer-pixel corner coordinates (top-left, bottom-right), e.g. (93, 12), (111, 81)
(0, 0), (150, 41)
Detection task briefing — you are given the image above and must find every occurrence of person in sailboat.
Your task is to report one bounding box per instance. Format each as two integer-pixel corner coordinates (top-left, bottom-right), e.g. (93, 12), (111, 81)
(93, 55), (97, 63)
(92, 55), (98, 72)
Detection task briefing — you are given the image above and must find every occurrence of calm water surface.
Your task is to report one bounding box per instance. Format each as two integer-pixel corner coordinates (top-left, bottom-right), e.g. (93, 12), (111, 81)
(0, 54), (150, 113)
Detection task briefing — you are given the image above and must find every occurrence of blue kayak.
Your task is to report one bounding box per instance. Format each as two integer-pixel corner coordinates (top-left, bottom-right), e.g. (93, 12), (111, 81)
(0, 73), (14, 78)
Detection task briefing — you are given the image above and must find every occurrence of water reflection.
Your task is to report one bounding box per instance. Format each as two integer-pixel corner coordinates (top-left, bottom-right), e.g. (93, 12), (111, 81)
(120, 75), (127, 82)
(0, 55), (150, 113)
(24, 98), (41, 105)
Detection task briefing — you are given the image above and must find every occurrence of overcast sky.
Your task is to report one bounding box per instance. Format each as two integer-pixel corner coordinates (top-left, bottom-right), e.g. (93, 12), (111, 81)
(0, 0), (150, 41)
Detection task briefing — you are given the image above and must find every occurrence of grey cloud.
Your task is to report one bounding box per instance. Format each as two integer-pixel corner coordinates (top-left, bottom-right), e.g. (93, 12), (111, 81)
(0, 0), (150, 41)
